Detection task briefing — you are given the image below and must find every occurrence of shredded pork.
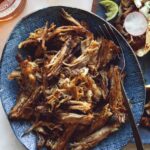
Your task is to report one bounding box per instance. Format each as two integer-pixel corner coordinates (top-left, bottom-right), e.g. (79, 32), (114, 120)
(8, 9), (127, 150)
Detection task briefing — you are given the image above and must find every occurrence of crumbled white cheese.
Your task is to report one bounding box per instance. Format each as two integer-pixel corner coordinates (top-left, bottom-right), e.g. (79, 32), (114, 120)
(134, 0), (142, 8)
(136, 18), (150, 57)
(140, 6), (149, 18)
(145, 1), (150, 8)
(139, 1), (150, 18)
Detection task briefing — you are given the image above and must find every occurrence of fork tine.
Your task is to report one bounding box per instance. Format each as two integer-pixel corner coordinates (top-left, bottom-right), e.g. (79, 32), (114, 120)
(103, 24), (114, 40)
(103, 23), (121, 46)
(94, 27), (102, 38)
(98, 24), (112, 40)
(95, 26), (106, 39)
(104, 23), (126, 71)
(98, 26), (107, 39)
(98, 23), (126, 72)
(95, 24), (113, 40)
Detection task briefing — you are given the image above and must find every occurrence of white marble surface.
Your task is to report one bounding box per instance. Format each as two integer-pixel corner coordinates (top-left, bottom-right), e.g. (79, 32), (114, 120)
(0, 1), (92, 150)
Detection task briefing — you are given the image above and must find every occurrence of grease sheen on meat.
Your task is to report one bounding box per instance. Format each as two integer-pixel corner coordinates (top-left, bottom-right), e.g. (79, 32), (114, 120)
(8, 9), (127, 150)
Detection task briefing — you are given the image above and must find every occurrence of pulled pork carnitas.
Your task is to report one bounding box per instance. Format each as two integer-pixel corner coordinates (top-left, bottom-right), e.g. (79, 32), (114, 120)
(8, 9), (127, 150)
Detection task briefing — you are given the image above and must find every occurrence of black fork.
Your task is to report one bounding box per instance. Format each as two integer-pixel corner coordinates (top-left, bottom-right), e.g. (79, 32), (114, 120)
(96, 23), (144, 150)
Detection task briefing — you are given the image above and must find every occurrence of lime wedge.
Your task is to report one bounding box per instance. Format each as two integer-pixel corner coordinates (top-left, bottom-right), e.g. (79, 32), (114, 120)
(99, 0), (119, 21)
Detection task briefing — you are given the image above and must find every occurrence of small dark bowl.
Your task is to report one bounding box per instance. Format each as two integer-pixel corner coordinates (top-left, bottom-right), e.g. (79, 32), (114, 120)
(0, 6), (146, 150)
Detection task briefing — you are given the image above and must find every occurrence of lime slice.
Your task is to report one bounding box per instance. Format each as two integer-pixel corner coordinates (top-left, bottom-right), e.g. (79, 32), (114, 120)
(99, 0), (119, 21)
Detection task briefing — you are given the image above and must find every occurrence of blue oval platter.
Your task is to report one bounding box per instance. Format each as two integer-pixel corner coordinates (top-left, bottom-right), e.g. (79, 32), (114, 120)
(0, 6), (146, 150)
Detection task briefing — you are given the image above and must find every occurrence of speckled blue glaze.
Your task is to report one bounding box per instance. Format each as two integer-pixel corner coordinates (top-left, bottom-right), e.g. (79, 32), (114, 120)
(0, 6), (146, 150)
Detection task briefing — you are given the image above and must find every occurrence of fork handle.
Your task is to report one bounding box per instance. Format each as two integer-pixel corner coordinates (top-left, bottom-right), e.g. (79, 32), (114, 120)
(121, 82), (144, 150)
(126, 100), (144, 150)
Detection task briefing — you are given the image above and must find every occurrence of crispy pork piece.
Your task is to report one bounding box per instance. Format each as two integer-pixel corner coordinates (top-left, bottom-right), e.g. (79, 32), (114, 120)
(37, 133), (46, 150)
(20, 59), (39, 84)
(65, 100), (92, 113)
(61, 9), (82, 27)
(61, 8), (94, 49)
(8, 71), (21, 80)
(45, 139), (57, 150)
(141, 117), (150, 127)
(99, 71), (109, 99)
(46, 38), (72, 78)
(72, 74), (102, 101)
(90, 104), (112, 133)
(73, 104), (112, 141)
(108, 66), (126, 123)
(9, 87), (42, 120)
(64, 40), (101, 68)
(19, 23), (56, 49)
(18, 39), (39, 49)
(84, 75), (103, 101)
(46, 25), (93, 43)
(144, 101), (150, 115)
(70, 123), (120, 150)
(26, 121), (62, 134)
(55, 125), (77, 150)
(58, 113), (93, 125)
(141, 101), (150, 127)
(98, 39), (119, 69)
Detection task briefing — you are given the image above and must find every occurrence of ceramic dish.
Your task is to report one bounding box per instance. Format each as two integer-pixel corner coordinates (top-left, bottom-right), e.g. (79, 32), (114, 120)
(0, 6), (146, 150)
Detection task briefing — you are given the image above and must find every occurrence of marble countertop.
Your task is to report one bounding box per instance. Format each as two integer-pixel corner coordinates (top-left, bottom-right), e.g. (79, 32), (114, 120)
(0, 0), (149, 150)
